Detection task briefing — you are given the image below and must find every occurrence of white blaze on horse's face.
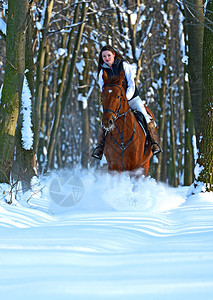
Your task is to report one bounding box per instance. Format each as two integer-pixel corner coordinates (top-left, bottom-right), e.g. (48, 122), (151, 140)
(108, 90), (112, 93)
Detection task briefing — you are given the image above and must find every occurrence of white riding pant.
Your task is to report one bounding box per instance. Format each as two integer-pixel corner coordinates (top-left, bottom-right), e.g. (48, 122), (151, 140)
(129, 96), (152, 124)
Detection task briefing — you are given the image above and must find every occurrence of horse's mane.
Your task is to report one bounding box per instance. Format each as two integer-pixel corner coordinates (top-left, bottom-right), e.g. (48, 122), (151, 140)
(103, 75), (122, 86)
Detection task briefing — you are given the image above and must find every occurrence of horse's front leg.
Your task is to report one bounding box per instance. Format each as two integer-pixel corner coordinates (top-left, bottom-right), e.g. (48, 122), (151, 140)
(142, 161), (150, 176)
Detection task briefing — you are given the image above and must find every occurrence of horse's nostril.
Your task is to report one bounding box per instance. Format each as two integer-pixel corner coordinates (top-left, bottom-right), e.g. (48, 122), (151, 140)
(108, 119), (113, 126)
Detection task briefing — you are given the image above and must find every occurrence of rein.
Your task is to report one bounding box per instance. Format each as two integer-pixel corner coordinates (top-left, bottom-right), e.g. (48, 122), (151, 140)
(102, 83), (135, 170)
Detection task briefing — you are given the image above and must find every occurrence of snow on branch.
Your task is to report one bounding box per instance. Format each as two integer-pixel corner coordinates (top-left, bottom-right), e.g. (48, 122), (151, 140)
(77, 79), (95, 109)
(21, 75), (34, 150)
(43, 48), (67, 71)
(48, 20), (88, 36)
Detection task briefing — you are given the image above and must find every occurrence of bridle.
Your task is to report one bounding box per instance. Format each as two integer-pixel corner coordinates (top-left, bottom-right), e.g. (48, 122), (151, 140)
(102, 83), (135, 170)
(102, 84), (131, 122)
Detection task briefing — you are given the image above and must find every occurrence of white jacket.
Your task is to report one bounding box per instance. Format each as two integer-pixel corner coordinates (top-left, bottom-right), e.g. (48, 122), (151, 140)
(98, 61), (136, 101)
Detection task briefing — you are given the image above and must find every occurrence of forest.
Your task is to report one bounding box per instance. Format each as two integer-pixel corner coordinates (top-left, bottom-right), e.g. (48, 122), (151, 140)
(0, 0), (212, 192)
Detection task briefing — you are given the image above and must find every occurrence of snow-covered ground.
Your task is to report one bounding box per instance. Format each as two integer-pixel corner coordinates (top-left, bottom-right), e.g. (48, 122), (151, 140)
(0, 168), (213, 300)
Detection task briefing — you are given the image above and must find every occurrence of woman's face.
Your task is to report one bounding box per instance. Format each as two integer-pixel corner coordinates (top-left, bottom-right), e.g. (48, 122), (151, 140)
(102, 50), (115, 67)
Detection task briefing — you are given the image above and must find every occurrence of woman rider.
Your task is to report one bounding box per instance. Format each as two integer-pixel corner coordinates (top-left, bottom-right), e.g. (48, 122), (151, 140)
(92, 45), (161, 160)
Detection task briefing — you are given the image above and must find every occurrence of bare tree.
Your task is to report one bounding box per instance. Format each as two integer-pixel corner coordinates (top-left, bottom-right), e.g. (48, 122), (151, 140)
(46, 1), (89, 170)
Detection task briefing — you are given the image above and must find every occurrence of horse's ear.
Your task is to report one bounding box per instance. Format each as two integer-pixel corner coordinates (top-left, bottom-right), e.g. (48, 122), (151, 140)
(119, 70), (125, 84)
(102, 70), (108, 83)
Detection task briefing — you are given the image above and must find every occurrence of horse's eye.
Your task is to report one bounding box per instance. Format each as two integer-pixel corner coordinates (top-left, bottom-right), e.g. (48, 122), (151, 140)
(117, 95), (120, 99)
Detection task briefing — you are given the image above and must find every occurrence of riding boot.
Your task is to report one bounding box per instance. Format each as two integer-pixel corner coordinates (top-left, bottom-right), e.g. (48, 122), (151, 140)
(91, 126), (106, 160)
(147, 120), (162, 155)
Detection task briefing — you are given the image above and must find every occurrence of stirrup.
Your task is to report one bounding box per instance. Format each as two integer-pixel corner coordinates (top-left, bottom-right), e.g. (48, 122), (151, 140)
(91, 146), (104, 160)
(151, 142), (162, 155)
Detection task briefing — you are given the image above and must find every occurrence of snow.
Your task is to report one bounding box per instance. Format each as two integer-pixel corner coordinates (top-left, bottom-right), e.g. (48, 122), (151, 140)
(158, 53), (166, 70)
(36, 21), (42, 31)
(21, 75), (34, 150)
(160, 10), (170, 28)
(182, 55), (188, 65)
(152, 82), (158, 89)
(57, 48), (67, 57)
(0, 84), (3, 100)
(76, 59), (85, 74)
(192, 134), (198, 161)
(130, 12), (137, 25)
(1, 2), (8, 17)
(194, 163), (204, 180)
(0, 17), (6, 35)
(0, 168), (213, 299)
(78, 94), (88, 109)
(77, 79), (95, 109)
(185, 72), (189, 82)
(36, 0), (47, 30)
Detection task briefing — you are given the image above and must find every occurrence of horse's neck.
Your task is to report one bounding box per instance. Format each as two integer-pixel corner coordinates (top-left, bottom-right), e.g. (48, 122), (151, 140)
(121, 95), (131, 114)
(121, 102), (129, 113)
(117, 99), (134, 127)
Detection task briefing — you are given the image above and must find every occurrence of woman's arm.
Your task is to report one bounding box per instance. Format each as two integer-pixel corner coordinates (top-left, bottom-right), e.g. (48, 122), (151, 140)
(98, 69), (104, 91)
(123, 61), (135, 100)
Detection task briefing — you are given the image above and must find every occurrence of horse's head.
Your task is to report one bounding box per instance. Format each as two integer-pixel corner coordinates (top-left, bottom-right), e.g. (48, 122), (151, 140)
(101, 70), (127, 131)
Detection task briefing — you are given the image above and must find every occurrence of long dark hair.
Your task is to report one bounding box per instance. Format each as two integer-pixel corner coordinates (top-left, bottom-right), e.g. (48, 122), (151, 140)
(97, 45), (125, 74)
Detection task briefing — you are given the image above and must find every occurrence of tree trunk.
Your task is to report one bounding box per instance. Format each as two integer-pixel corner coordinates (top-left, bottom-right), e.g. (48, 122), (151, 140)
(0, 0), (28, 183)
(156, 1), (170, 182)
(155, 66), (167, 182)
(34, 0), (54, 153)
(78, 43), (91, 168)
(37, 43), (50, 170)
(178, 91), (184, 185)
(160, 122), (168, 182)
(184, 73), (194, 185)
(184, 0), (204, 143)
(124, 0), (138, 62)
(182, 14), (195, 186)
(12, 8), (37, 192)
(12, 116), (37, 192)
(169, 87), (178, 187)
(197, 0), (213, 191)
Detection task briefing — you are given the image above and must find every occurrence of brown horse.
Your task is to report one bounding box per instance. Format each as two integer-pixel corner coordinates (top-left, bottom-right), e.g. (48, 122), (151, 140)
(101, 70), (154, 176)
